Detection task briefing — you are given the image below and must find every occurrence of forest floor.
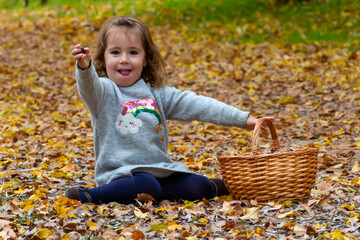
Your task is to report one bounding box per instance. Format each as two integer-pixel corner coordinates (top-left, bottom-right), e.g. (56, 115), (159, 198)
(0, 3), (360, 240)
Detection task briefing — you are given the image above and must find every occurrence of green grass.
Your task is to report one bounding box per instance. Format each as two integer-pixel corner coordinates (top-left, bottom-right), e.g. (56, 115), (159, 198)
(1, 0), (360, 49)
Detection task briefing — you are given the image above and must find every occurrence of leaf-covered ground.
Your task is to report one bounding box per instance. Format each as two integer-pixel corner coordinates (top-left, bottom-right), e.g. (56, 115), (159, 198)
(0, 6), (360, 240)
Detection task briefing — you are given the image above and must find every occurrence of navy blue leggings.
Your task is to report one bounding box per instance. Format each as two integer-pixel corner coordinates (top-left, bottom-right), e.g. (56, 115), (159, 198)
(82, 172), (217, 204)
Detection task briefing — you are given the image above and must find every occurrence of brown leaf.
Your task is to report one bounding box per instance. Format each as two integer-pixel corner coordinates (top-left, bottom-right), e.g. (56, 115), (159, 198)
(137, 193), (155, 202)
(306, 227), (318, 236)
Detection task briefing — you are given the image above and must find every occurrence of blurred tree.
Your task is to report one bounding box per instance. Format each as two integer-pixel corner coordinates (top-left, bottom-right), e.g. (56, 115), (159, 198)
(275, 0), (310, 4)
(25, 0), (48, 7)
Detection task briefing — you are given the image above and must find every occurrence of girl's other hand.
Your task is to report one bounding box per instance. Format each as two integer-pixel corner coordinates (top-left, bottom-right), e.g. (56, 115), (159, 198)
(245, 116), (275, 130)
(71, 44), (91, 70)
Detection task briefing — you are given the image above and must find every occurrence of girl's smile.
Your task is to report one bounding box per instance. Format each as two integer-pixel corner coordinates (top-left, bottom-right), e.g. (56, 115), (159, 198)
(105, 26), (146, 87)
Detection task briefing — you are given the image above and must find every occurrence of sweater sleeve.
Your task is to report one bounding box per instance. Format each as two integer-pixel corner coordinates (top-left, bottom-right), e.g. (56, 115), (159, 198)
(75, 61), (104, 117)
(159, 86), (250, 129)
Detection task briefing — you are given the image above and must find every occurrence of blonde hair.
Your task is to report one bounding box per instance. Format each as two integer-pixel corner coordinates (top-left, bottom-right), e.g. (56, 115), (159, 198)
(94, 16), (167, 88)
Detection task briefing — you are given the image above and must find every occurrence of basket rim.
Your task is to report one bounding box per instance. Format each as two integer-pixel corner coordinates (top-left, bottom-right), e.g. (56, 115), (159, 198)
(218, 147), (319, 160)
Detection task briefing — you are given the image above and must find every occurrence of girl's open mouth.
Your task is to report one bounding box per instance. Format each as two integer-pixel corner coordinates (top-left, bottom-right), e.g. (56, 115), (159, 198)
(118, 70), (131, 76)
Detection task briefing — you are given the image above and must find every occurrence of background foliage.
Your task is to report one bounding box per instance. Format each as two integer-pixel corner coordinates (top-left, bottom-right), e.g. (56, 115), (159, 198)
(1, 0), (360, 48)
(0, 0), (359, 239)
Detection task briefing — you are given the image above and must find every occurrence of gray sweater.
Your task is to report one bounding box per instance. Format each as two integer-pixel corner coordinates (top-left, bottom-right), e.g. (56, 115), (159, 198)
(76, 63), (249, 186)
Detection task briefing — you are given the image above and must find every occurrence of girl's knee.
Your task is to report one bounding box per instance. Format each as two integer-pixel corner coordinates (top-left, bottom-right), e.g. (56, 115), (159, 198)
(133, 172), (161, 199)
(181, 174), (216, 200)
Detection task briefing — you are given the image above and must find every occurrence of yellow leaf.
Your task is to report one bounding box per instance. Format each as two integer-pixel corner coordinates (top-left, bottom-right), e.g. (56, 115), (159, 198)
(39, 163), (48, 170)
(313, 223), (329, 230)
(255, 228), (266, 234)
(167, 222), (182, 231)
(33, 228), (53, 240)
(277, 96), (295, 104)
(331, 230), (348, 240)
(53, 141), (65, 148)
(87, 221), (97, 230)
(324, 139), (333, 146)
(356, 142), (360, 148)
(97, 205), (109, 217)
(284, 221), (296, 228)
(236, 139), (247, 144)
(54, 197), (78, 217)
(150, 224), (167, 231)
(183, 200), (195, 209)
(14, 188), (24, 194)
(49, 171), (67, 178)
(282, 200), (292, 208)
(239, 207), (259, 220)
(176, 146), (188, 153)
(311, 142), (323, 147)
(352, 177), (360, 185)
(341, 204), (355, 211)
(0, 183), (12, 192)
(61, 233), (71, 240)
(155, 206), (169, 212)
(276, 211), (299, 218)
(23, 203), (36, 212)
(198, 218), (208, 224)
(0, 148), (13, 153)
(29, 169), (44, 178)
(163, 213), (178, 220)
(134, 208), (149, 218)
(335, 128), (344, 136)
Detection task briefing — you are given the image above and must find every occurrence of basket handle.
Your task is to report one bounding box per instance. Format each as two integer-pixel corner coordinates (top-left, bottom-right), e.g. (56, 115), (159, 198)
(251, 118), (280, 157)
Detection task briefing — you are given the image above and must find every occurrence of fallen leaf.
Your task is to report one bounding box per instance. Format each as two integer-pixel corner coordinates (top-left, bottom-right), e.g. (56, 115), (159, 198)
(351, 162), (360, 172)
(239, 207), (259, 220)
(137, 193), (155, 202)
(276, 211), (299, 218)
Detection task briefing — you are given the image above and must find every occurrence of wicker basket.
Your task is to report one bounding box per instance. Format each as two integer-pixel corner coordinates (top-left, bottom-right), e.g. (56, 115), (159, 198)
(218, 118), (319, 203)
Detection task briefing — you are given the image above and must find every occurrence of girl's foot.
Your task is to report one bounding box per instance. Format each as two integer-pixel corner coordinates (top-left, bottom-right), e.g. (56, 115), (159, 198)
(65, 188), (93, 203)
(209, 179), (230, 196)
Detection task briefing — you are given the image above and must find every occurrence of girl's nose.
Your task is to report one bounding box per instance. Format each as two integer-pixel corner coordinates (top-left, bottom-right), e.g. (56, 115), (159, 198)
(119, 54), (129, 64)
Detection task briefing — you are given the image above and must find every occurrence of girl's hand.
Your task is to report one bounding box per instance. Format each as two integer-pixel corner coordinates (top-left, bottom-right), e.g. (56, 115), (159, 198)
(246, 116), (275, 130)
(71, 44), (91, 70)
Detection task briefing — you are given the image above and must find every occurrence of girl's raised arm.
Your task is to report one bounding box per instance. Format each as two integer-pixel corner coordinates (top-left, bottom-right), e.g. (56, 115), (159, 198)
(71, 44), (91, 70)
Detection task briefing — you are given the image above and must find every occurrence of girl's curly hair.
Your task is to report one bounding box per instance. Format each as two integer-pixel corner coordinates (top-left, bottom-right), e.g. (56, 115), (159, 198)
(93, 16), (167, 88)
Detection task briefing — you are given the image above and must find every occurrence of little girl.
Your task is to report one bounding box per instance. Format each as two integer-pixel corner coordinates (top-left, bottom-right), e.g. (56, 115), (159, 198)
(67, 16), (274, 204)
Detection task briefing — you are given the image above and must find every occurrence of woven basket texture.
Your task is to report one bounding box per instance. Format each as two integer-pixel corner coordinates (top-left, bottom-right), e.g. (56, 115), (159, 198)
(218, 118), (319, 203)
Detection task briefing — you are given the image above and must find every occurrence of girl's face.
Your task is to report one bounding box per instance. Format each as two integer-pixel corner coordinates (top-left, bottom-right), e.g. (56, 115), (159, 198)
(104, 26), (146, 87)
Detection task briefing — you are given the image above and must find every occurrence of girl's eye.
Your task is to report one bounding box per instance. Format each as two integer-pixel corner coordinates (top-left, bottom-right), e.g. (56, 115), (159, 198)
(130, 51), (138, 55)
(111, 50), (120, 55)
